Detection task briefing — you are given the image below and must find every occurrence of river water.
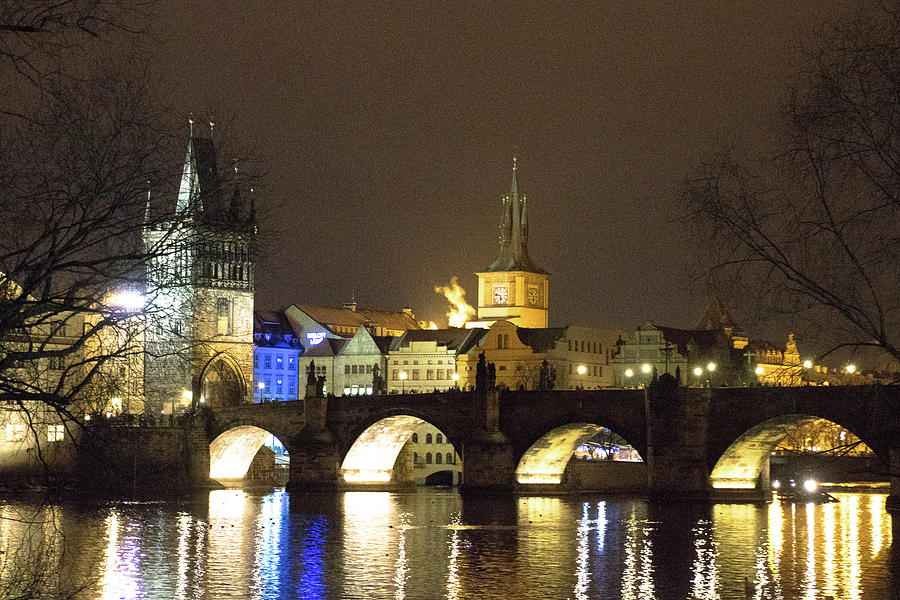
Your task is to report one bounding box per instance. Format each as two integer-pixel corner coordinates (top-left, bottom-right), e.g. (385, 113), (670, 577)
(0, 490), (896, 600)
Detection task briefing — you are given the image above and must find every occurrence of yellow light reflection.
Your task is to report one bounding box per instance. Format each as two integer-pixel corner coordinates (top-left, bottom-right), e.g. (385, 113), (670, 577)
(869, 495), (883, 558)
(840, 494), (862, 600)
(804, 503), (815, 600)
(100, 510), (141, 600)
(690, 520), (718, 600)
(822, 502), (837, 599)
(176, 513), (191, 600)
(394, 513), (409, 600)
(574, 502), (590, 600)
(446, 514), (461, 600)
(343, 469), (392, 483)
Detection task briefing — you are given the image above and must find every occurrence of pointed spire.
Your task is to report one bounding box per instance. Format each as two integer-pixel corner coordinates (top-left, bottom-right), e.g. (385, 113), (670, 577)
(176, 117), (198, 215)
(144, 180), (152, 225)
(486, 155), (544, 273)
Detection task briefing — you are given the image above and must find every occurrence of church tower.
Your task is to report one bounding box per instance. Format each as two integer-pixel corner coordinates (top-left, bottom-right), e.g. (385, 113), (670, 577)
(472, 157), (549, 328)
(143, 121), (257, 414)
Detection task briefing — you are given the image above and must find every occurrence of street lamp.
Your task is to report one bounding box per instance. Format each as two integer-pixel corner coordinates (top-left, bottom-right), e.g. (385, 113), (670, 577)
(802, 360), (813, 386)
(641, 363), (652, 388)
(693, 366), (703, 387)
(624, 368), (634, 388)
(845, 364), (856, 374)
(399, 370), (407, 393)
(577, 364), (587, 375)
(707, 362), (716, 387)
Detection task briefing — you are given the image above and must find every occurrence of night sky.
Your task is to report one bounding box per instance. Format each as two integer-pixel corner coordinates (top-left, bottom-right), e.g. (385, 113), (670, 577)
(152, 2), (856, 330)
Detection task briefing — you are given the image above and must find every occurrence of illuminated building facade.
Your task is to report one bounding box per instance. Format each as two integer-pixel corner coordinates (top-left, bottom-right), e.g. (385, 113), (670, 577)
(456, 320), (621, 390)
(386, 328), (486, 394)
(252, 311), (301, 402)
(747, 333), (802, 386)
(470, 158), (549, 329)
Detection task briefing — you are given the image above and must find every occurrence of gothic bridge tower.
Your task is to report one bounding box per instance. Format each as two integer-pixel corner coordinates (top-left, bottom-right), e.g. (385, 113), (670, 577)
(473, 157), (549, 328)
(143, 121), (257, 414)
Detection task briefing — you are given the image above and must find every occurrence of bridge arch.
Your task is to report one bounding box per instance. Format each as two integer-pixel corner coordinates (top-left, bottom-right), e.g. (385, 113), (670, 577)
(200, 353), (246, 408)
(515, 421), (644, 485)
(209, 425), (288, 483)
(340, 412), (462, 486)
(710, 413), (879, 491)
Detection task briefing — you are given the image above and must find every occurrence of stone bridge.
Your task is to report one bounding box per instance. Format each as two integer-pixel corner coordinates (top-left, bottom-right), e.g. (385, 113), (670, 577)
(201, 384), (900, 511)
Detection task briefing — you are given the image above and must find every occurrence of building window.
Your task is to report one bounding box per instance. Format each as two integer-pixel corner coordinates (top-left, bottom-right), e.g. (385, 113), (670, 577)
(426, 453), (432, 464)
(216, 297), (231, 335)
(288, 378), (296, 397)
(448, 369), (454, 379)
(276, 355), (284, 369)
(426, 369), (434, 380)
(345, 365), (351, 374)
(47, 424), (64, 442)
(426, 433), (433, 444)
(436, 453), (443, 464)
(446, 452), (454, 464)
(412, 433), (418, 443)
(437, 369), (444, 380)
(413, 452), (418, 463)
(412, 370), (420, 380)
(366, 365), (372, 374)
(413, 360), (419, 365)
(436, 433), (443, 444)
(5, 423), (25, 442)
(254, 353), (259, 368)
(264, 354), (272, 369)
(48, 356), (65, 371)
(288, 356), (296, 370)
(392, 369), (399, 380)
(352, 365), (358, 375)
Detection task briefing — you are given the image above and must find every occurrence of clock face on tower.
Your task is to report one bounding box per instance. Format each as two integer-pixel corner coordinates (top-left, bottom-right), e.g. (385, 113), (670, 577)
(528, 286), (538, 305)
(493, 286), (509, 304)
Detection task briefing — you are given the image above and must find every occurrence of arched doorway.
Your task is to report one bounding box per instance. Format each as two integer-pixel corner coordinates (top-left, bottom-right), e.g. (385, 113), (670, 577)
(201, 355), (245, 408)
(516, 423), (644, 490)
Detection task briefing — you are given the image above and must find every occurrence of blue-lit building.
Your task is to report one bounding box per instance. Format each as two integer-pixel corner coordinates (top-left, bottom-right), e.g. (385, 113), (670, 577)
(253, 311), (303, 403)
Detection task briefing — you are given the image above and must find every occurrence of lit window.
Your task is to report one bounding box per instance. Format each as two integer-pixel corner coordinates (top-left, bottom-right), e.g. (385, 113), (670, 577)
(5, 423), (25, 442)
(276, 355), (284, 369)
(47, 424), (64, 442)
(288, 356), (296, 370)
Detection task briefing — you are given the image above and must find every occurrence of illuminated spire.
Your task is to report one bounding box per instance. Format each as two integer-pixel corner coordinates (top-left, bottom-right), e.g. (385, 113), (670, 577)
(176, 117), (198, 215)
(486, 155), (544, 273)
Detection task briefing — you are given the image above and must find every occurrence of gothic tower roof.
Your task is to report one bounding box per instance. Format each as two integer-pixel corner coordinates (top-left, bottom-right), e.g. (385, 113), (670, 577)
(486, 156), (545, 273)
(174, 120), (254, 228)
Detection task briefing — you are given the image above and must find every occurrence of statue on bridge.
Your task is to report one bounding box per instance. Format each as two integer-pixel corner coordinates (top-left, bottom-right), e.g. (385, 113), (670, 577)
(372, 363), (385, 395)
(476, 352), (488, 391)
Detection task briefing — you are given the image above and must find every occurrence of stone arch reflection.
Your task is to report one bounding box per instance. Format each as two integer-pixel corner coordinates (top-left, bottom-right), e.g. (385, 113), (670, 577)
(209, 425), (287, 483)
(515, 422), (644, 485)
(710, 414), (874, 491)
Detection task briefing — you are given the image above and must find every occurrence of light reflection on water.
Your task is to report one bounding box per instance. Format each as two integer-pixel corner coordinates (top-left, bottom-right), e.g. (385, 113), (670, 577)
(0, 491), (894, 599)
